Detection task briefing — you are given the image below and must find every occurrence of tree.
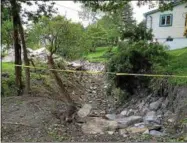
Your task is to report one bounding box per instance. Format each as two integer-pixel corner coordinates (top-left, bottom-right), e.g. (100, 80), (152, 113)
(77, 0), (187, 13)
(2, 20), (13, 51)
(31, 15), (81, 120)
(28, 16), (87, 59)
(2, 0), (56, 95)
(78, 4), (101, 23)
(121, 20), (153, 42)
(18, 14), (31, 94)
(119, 3), (136, 39)
(96, 15), (120, 46)
(2, 6), (13, 51)
(27, 16), (90, 114)
(9, 0), (23, 96)
(86, 24), (108, 51)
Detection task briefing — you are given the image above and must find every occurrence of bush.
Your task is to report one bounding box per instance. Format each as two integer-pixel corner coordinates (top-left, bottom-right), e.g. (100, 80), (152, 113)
(1, 72), (17, 97)
(106, 41), (170, 96)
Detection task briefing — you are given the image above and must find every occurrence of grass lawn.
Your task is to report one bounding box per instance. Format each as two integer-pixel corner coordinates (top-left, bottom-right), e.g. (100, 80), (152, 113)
(2, 62), (15, 73)
(168, 47), (187, 85)
(168, 47), (187, 75)
(85, 46), (117, 62)
(1, 62), (49, 79)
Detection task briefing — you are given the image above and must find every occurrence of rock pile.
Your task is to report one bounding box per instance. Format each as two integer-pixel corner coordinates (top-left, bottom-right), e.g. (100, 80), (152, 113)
(2, 47), (62, 63)
(76, 92), (184, 138)
(67, 60), (105, 72)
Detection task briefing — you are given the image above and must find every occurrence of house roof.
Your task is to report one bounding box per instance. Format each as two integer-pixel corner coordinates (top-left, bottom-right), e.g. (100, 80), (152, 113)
(144, 2), (184, 17)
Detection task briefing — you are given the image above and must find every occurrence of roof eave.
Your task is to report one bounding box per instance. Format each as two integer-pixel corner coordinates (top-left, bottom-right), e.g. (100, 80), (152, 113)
(143, 1), (184, 17)
(144, 9), (159, 17)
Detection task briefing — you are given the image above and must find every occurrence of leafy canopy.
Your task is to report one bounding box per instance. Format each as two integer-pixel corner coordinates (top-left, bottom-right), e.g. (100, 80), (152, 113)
(27, 15), (89, 60)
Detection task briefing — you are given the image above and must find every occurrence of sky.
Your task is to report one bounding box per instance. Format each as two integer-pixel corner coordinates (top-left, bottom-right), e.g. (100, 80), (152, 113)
(53, 1), (157, 26)
(22, 1), (158, 27)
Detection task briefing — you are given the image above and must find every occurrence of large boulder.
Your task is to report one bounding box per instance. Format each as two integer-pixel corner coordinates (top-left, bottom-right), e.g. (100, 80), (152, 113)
(126, 127), (148, 134)
(161, 97), (169, 109)
(105, 114), (117, 120)
(134, 122), (145, 128)
(30, 47), (49, 62)
(77, 104), (92, 118)
(116, 116), (143, 127)
(144, 111), (160, 124)
(68, 60), (105, 72)
(120, 109), (137, 117)
(82, 117), (118, 134)
(149, 98), (162, 111)
(149, 130), (165, 137)
(120, 110), (128, 116)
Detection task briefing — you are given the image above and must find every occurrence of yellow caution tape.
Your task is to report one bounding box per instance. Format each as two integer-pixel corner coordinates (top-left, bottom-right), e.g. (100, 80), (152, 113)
(14, 64), (187, 78)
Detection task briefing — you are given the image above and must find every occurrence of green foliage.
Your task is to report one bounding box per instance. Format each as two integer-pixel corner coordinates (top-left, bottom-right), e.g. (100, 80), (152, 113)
(85, 46), (117, 62)
(96, 15), (120, 45)
(86, 24), (108, 51)
(27, 15), (89, 60)
(121, 21), (153, 42)
(106, 41), (170, 95)
(1, 63), (16, 97)
(83, 3), (135, 50)
(2, 7), (13, 50)
(116, 3), (136, 40)
(78, 0), (187, 13)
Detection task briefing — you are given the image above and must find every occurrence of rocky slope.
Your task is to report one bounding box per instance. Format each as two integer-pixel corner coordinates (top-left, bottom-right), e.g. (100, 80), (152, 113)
(2, 60), (187, 142)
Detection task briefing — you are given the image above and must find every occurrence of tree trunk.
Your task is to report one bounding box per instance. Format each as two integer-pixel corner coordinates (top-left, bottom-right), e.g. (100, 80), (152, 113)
(18, 15), (30, 94)
(47, 55), (77, 123)
(47, 55), (75, 105)
(10, 0), (23, 96)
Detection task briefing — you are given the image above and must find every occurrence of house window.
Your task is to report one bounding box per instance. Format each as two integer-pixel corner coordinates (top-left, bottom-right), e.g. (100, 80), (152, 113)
(159, 14), (173, 27)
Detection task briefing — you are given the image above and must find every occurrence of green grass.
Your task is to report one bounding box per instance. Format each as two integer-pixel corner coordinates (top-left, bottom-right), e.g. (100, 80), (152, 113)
(167, 47), (187, 85)
(85, 46), (117, 62)
(1, 62), (51, 96)
(2, 62), (14, 73)
(84, 46), (187, 85)
(1, 62), (16, 97)
(1, 47), (187, 88)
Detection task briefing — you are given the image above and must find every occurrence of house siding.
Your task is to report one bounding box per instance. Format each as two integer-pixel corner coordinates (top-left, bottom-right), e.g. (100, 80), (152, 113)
(157, 38), (187, 50)
(146, 3), (187, 49)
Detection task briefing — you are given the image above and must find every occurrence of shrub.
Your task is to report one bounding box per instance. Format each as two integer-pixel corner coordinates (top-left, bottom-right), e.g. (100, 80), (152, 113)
(106, 41), (170, 96)
(1, 72), (17, 97)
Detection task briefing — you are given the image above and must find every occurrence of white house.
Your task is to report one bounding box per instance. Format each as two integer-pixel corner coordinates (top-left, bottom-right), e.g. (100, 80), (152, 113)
(144, 2), (187, 50)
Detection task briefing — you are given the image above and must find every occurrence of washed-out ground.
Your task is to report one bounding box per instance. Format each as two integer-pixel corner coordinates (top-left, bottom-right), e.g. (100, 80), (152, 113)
(1, 61), (187, 142)
(1, 72), (121, 142)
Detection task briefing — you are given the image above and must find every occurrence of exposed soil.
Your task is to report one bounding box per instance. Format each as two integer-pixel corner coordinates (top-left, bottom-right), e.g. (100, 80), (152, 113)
(2, 72), (120, 142)
(2, 62), (187, 142)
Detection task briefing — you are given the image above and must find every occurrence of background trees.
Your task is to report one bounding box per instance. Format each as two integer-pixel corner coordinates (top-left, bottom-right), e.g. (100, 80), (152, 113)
(2, 7), (13, 52)
(27, 15), (88, 60)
